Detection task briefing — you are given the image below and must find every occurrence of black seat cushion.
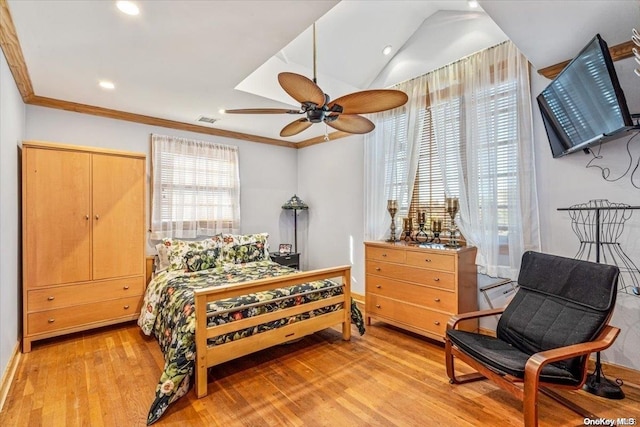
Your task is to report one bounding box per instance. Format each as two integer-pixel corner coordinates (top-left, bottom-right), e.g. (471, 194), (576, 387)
(448, 251), (619, 385)
(496, 252), (618, 378)
(447, 329), (581, 386)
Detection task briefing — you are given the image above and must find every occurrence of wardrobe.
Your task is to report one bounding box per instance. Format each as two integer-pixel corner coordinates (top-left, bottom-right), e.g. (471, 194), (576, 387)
(22, 141), (146, 352)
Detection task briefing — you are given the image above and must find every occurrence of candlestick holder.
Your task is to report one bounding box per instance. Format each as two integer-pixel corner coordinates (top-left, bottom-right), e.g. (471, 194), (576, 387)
(446, 197), (461, 248)
(414, 211), (429, 243)
(387, 200), (398, 242)
(415, 218), (429, 243)
(401, 217), (414, 242)
(431, 219), (442, 243)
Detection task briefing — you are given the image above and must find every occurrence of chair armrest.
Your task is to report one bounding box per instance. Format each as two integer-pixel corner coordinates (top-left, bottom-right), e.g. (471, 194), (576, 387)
(447, 307), (506, 330)
(524, 325), (620, 378)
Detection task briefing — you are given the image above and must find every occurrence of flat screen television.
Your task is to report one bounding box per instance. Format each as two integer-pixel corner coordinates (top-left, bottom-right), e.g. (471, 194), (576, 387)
(537, 34), (638, 158)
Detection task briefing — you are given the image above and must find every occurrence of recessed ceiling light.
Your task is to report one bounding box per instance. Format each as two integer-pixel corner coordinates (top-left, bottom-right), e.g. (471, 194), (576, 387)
(382, 45), (392, 55)
(99, 81), (115, 90)
(468, 0), (479, 8)
(116, 1), (140, 16)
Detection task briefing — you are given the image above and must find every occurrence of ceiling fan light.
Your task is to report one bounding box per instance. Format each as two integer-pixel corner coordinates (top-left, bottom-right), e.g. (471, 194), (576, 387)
(382, 45), (392, 55)
(116, 1), (140, 16)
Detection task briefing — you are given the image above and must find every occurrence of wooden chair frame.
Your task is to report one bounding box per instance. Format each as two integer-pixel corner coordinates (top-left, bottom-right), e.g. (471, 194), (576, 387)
(193, 265), (352, 398)
(445, 308), (620, 427)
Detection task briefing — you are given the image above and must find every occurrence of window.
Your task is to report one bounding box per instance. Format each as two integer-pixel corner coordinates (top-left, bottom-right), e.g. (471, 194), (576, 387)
(150, 134), (240, 239)
(409, 80), (519, 248)
(366, 41), (539, 278)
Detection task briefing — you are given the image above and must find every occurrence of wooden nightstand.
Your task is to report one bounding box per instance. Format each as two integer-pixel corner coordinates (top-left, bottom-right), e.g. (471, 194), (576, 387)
(270, 252), (300, 269)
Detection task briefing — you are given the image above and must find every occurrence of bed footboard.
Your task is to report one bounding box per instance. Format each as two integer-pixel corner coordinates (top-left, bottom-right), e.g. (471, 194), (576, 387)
(193, 265), (352, 398)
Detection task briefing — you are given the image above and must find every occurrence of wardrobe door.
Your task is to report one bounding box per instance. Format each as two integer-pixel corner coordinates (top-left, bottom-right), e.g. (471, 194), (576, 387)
(23, 148), (92, 287)
(91, 153), (145, 280)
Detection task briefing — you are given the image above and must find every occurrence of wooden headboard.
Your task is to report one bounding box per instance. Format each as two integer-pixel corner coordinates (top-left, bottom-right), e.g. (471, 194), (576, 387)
(145, 256), (155, 285)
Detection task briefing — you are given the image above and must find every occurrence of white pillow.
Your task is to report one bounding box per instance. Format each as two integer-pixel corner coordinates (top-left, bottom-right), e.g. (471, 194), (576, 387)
(155, 243), (171, 272)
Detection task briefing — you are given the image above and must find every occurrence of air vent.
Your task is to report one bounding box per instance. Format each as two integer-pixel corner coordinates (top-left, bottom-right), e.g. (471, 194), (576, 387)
(197, 115), (219, 124)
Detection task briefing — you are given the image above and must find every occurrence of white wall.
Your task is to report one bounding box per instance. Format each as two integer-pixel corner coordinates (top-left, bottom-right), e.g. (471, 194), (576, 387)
(297, 136), (365, 293)
(25, 106), (299, 253)
(371, 10), (508, 88)
(0, 52), (26, 386)
(531, 55), (640, 369)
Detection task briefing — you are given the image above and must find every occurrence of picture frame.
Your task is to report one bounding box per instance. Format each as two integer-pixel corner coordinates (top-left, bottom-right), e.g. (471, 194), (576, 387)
(279, 243), (292, 254)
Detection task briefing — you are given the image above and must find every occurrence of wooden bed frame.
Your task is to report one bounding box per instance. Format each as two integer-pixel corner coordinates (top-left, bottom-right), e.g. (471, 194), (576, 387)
(193, 265), (352, 398)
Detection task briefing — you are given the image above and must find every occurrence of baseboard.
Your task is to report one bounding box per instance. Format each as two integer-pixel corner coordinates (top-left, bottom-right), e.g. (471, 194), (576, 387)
(0, 341), (21, 412)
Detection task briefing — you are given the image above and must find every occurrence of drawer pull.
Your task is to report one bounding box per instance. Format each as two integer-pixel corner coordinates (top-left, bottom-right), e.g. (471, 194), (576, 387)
(434, 321), (440, 326)
(375, 267), (381, 271)
(425, 258), (432, 262)
(376, 285), (382, 289)
(434, 298), (440, 302)
(47, 296), (55, 301)
(375, 304), (381, 309)
(123, 285), (130, 290)
(434, 277), (440, 282)
(124, 305), (130, 310)
(48, 318), (55, 323)
(284, 256), (291, 260)
(382, 253), (387, 257)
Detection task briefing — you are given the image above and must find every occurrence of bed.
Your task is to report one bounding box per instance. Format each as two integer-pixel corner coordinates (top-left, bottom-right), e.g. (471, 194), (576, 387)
(138, 233), (365, 425)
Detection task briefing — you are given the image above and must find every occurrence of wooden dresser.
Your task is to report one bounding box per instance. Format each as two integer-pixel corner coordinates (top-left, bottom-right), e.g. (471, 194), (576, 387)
(22, 141), (146, 352)
(365, 241), (478, 341)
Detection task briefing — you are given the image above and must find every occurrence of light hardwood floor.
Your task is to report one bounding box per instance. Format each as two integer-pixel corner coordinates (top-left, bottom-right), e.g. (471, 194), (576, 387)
(1, 321), (639, 426)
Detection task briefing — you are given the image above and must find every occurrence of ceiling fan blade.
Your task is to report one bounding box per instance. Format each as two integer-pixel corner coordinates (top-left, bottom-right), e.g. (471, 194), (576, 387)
(278, 72), (326, 106)
(224, 108), (300, 114)
(280, 118), (312, 137)
(326, 114), (375, 134)
(328, 89), (408, 114)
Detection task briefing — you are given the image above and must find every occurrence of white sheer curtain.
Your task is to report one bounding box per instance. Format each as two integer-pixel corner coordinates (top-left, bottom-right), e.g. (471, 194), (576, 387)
(428, 41), (540, 278)
(150, 134), (240, 239)
(364, 76), (428, 240)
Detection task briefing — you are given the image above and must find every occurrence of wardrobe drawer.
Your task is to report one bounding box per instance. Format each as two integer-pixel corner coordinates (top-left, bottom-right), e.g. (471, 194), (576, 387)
(27, 296), (142, 335)
(366, 246), (406, 264)
(366, 275), (456, 312)
(366, 260), (455, 290)
(367, 294), (450, 338)
(27, 276), (145, 312)
(405, 251), (454, 271)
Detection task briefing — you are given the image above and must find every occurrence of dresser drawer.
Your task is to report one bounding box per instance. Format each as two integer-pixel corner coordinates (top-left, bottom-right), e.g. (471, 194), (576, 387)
(366, 275), (456, 312)
(367, 294), (450, 338)
(366, 260), (455, 290)
(27, 276), (145, 312)
(27, 296), (142, 335)
(366, 246), (406, 263)
(405, 251), (454, 271)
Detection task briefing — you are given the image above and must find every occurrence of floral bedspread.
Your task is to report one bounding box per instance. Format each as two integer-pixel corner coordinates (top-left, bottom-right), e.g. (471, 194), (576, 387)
(138, 260), (365, 425)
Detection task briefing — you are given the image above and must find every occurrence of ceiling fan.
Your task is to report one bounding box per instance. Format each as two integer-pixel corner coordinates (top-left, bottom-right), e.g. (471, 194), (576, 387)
(225, 24), (409, 137)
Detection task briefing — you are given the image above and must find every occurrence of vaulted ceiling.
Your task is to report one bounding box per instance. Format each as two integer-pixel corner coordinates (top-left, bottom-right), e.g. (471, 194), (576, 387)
(3, 0), (639, 146)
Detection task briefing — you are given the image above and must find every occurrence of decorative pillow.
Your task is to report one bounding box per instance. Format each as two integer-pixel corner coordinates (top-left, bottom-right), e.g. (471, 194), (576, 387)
(219, 242), (268, 264)
(184, 249), (220, 272)
(217, 233), (270, 264)
(161, 237), (221, 271)
(154, 243), (171, 272)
